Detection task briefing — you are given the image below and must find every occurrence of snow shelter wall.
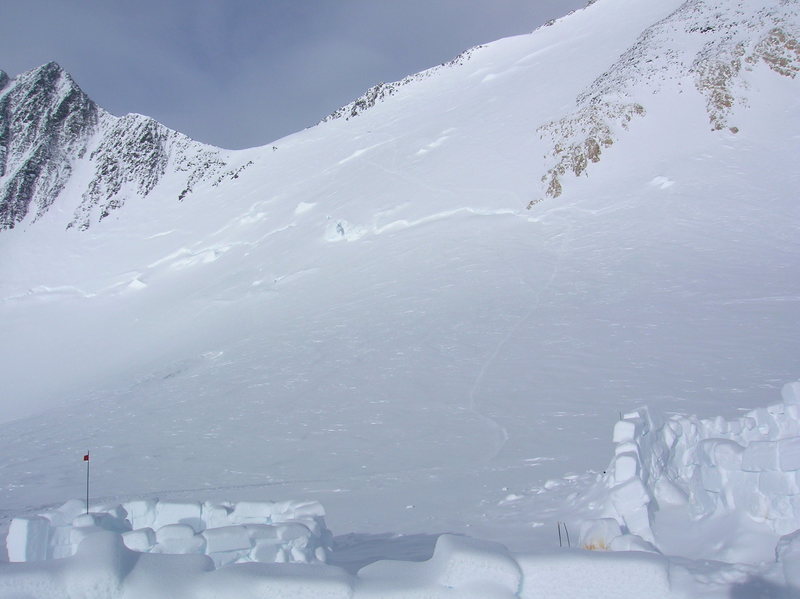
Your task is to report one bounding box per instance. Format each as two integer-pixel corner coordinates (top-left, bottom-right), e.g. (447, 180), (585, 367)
(0, 530), (683, 599)
(6, 498), (331, 569)
(591, 381), (800, 546)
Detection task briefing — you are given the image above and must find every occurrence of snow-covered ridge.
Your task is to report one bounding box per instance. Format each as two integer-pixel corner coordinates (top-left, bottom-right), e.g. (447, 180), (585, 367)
(3, 1), (796, 229)
(7, 497), (330, 568)
(67, 112), (246, 231)
(0, 62), (240, 231)
(320, 45), (487, 123)
(319, 0), (617, 125)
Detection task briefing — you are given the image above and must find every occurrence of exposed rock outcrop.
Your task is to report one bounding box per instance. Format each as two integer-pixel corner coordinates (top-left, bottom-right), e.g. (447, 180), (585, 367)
(531, 0), (800, 206)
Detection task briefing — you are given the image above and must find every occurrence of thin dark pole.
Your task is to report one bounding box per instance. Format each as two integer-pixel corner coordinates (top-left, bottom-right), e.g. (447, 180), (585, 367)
(557, 521), (562, 547)
(85, 450), (90, 514)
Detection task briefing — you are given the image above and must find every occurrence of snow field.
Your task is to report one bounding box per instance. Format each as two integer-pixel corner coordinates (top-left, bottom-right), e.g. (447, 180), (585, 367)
(0, 530), (684, 599)
(7, 498), (330, 568)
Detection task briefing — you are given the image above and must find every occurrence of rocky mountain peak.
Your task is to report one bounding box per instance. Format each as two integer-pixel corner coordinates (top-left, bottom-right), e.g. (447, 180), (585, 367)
(0, 63), (244, 232)
(0, 62), (98, 228)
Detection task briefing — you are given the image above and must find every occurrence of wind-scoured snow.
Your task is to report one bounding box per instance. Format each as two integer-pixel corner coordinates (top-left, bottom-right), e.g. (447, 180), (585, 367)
(1, 0), (799, 596)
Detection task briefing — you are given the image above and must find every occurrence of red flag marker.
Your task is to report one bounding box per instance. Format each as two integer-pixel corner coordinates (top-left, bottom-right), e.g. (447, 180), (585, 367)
(84, 450), (90, 513)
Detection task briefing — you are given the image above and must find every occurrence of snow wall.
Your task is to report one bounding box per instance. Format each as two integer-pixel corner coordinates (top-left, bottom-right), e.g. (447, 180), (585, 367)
(3, 528), (799, 598)
(0, 530), (686, 599)
(6, 498), (330, 568)
(581, 381), (800, 550)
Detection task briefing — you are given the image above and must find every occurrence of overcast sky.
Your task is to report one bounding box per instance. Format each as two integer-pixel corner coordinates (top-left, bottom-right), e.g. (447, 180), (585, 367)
(1, 1), (586, 149)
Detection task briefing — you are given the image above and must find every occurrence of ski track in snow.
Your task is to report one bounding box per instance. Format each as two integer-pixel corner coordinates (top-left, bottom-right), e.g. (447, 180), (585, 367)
(467, 213), (574, 461)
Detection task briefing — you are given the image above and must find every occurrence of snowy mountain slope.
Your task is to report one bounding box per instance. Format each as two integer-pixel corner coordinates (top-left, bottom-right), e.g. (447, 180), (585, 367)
(537, 0), (800, 203)
(0, 0), (799, 582)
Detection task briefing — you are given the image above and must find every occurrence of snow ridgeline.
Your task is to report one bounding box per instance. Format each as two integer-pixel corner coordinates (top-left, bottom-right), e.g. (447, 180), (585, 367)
(0, 530), (683, 599)
(6, 498), (330, 569)
(581, 381), (800, 551)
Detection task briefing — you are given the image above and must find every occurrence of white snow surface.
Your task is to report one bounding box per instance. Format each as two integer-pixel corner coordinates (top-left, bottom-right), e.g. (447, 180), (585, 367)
(2, 0), (800, 596)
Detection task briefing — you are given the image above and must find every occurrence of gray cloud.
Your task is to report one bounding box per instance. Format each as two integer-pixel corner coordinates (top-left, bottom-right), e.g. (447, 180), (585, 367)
(1, 0), (586, 149)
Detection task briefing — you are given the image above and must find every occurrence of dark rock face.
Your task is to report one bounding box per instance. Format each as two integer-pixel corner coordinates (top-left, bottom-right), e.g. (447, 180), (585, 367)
(0, 71), (9, 173)
(0, 62), (235, 231)
(0, 62), (98, 229)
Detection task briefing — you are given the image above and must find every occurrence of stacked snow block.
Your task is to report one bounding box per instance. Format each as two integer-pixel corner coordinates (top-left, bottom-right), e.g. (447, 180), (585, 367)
(6, 497), (332, 568)
(585, 381), (800, 549)
(0, 530), (683, 599)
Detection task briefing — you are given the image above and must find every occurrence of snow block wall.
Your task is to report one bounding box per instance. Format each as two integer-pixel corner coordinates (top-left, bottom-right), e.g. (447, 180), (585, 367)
(586, 381), (800, 549)
(6, 498), (331, 568)
(0, 531), (683, 599)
